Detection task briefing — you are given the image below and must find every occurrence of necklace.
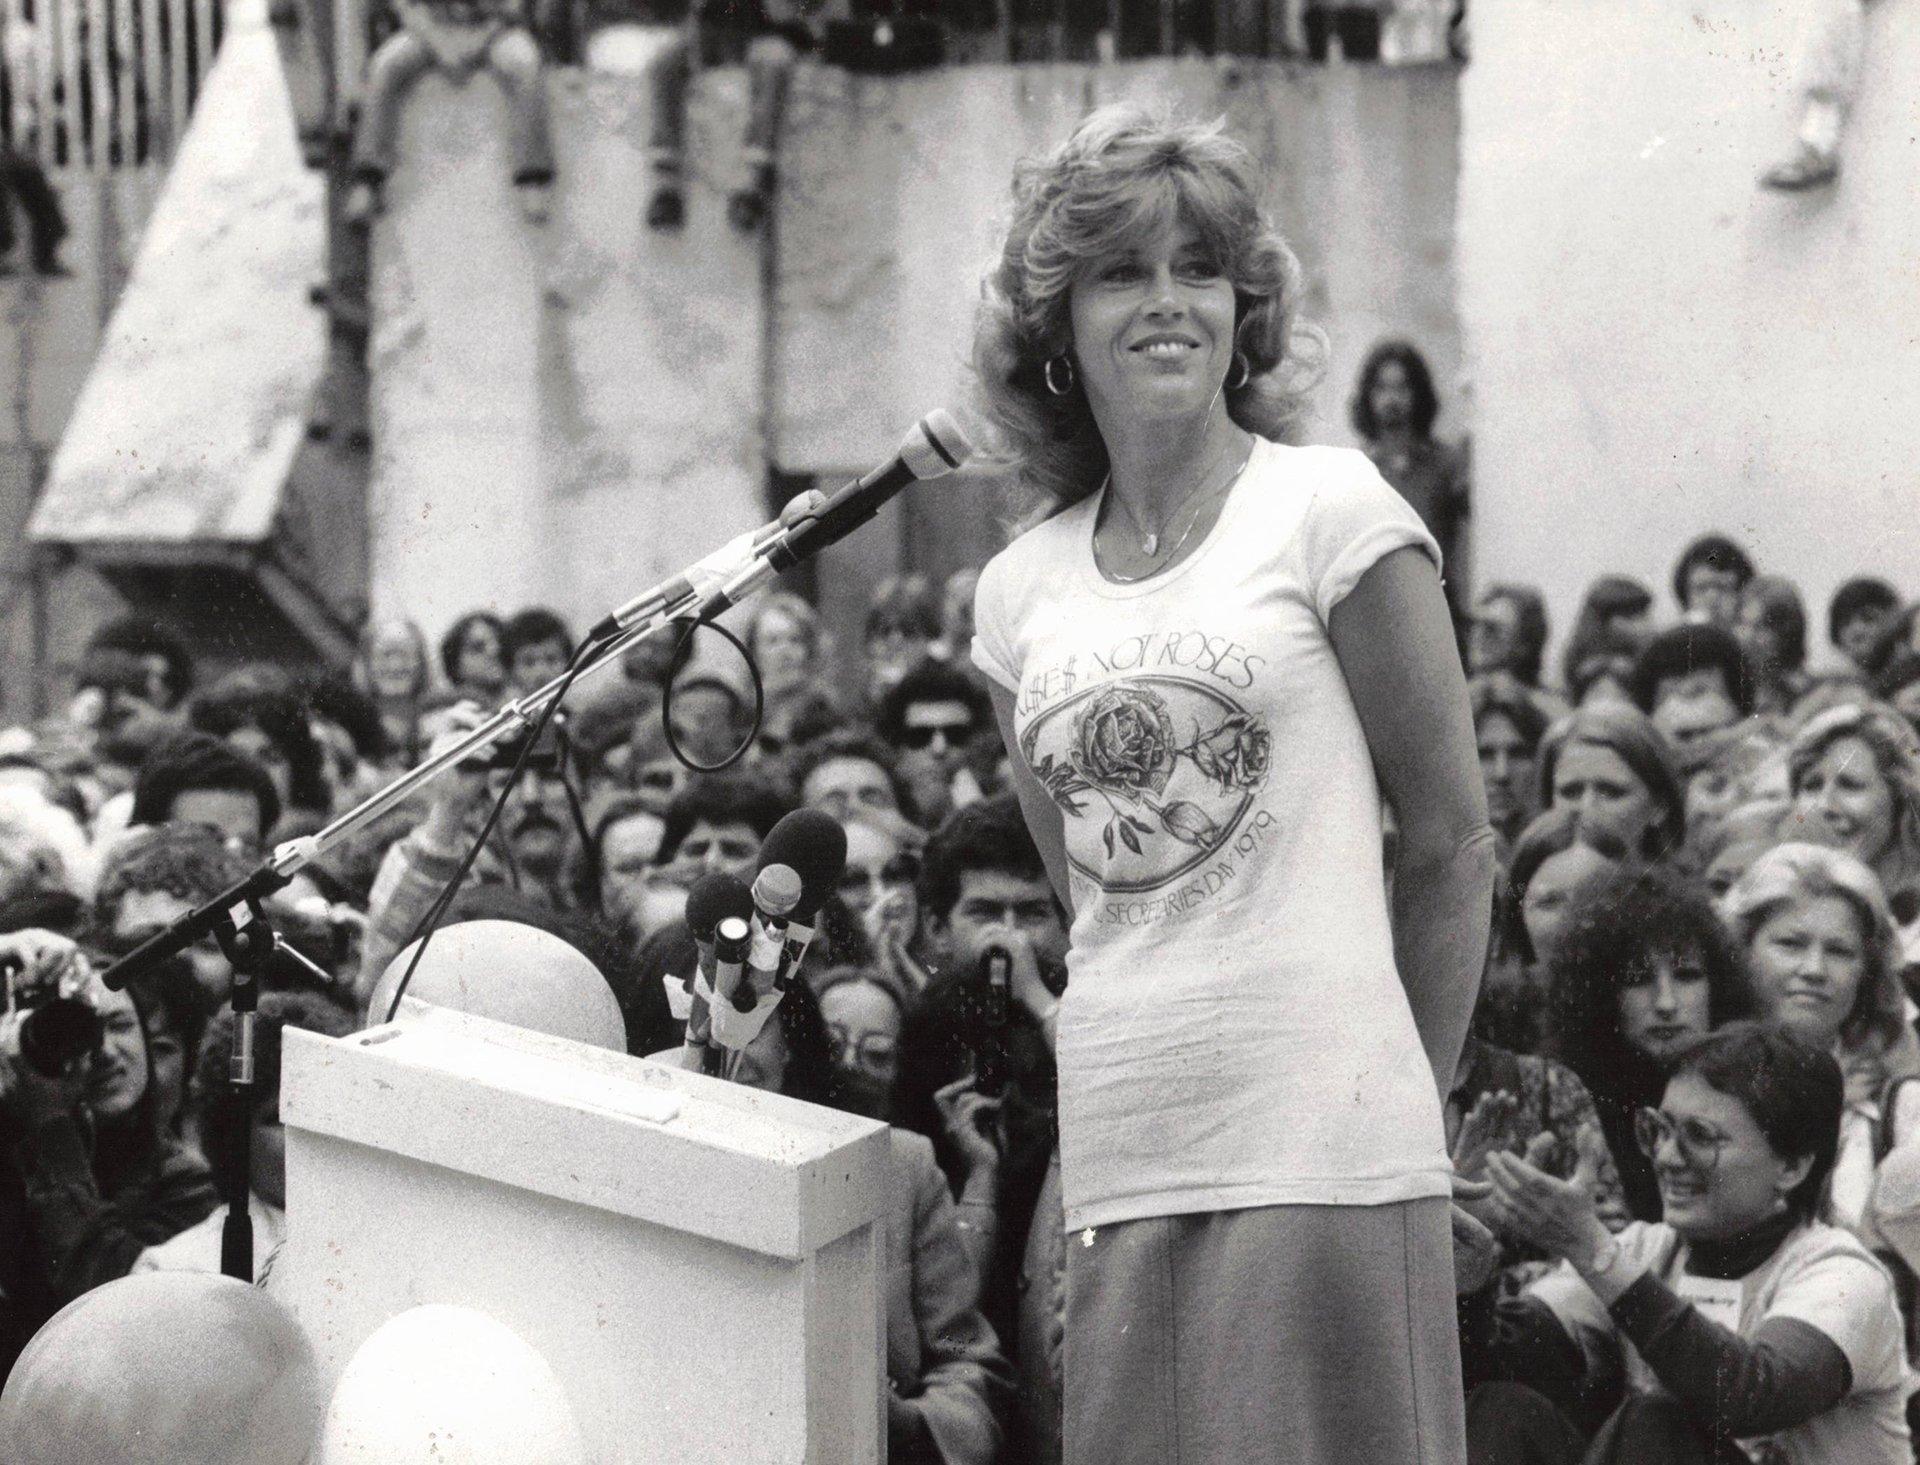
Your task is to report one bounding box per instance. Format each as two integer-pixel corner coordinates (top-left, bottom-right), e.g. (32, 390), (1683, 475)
(1097, 437), (1255, 584)
(1110, 435), (1235, 556)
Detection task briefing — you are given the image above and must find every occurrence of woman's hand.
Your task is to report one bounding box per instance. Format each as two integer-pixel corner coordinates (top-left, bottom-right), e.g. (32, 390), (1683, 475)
(419, 703), (489, 844)
(865, 890), (932, 995)
(1451, 1177), (1501, 1295)
(933, 1074), (1004, 1194)
(1485, 1144), (1609, 1270)
(1843, 1050), (1890, 1114)
(0, 928), (86, 990)
(1451, 1090), (1519, 1181)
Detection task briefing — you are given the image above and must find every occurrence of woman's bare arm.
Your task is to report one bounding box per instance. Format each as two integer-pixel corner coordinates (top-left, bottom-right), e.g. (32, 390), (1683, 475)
(987, 683), (1074, 920)
(1329, 545), (1497, 1095)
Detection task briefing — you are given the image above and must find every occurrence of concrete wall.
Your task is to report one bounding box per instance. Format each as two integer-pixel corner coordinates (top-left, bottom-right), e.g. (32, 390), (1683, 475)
(368, 52), (1463, 661)
(775, 55), (1465, 471)
(1459, 0), (1920, 660)
(365, 35), (768, 647)
(0, 172), (164, 719)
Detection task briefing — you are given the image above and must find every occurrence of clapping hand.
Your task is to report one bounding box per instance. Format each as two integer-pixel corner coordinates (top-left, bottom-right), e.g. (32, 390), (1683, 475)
(1485, 1139), (1607, 1268)
(1451, 1090), (1520, 1181)
(1451, 1175), (1501, 1295)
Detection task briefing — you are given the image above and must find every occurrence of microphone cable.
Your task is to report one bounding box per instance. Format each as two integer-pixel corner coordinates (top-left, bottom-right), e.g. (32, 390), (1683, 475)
(655, 611), (767, 774)
(381, 639), (597, 1025)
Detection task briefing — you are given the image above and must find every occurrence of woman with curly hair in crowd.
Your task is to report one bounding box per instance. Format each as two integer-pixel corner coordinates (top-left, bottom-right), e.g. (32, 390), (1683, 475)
(970, 104), (1493, 1461)
(1547, 866), (1754, 1222)
(1786, 702), (1920, 961)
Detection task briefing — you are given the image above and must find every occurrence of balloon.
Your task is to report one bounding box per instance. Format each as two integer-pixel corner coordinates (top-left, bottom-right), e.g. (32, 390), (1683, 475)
(0, 1272), (321, 1465)
(314, 1304), (587, 1464)
(368, 919), (626, 1052)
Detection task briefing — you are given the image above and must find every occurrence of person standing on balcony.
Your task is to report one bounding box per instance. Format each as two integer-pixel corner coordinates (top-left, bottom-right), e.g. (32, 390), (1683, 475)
(0, 15), (69, 276)
(345, 0), (556, 224)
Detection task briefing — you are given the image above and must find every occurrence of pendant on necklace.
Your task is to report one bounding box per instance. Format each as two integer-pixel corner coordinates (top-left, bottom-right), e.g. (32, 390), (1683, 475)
(1141, 533), (1158, 556)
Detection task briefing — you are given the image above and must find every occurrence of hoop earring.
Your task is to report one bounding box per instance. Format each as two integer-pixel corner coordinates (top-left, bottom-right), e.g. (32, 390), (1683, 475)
(1226, 351), (1251, 392)
(1044, 355), (1076, 397)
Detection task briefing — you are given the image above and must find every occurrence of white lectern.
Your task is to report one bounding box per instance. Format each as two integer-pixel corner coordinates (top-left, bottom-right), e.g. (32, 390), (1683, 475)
(273, 1001), (891, 1463)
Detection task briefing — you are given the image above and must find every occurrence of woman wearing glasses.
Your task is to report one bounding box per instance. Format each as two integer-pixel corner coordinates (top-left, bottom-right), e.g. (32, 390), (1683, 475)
(1462, 1022), (1913, 1464)
(1546, 868), (1754, 1222)
(813, 965), (908, 1122)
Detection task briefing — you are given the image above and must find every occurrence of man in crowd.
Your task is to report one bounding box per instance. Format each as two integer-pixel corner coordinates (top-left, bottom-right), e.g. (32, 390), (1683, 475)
(1671, 532), (1754, 628)
(128, 732), (281, 855)
(876, 659), (992, 830)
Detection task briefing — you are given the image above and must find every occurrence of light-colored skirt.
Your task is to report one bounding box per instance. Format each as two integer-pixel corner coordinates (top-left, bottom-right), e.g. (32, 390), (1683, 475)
(1063, 1197), (1466, 1465)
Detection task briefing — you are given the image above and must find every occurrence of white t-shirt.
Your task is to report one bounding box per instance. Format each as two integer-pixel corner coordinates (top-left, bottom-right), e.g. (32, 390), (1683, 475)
(1530, 1220), (1914, 1464)
(971, 438), (1452, 1231)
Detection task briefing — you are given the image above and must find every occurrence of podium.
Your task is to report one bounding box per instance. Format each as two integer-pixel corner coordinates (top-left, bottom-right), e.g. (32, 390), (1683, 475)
(272, 1001), (891, 1463)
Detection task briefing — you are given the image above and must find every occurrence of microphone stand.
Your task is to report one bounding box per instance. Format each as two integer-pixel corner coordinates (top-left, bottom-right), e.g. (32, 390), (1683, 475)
(96, 523), (796, 1284)
(94, 417), (976, 1278)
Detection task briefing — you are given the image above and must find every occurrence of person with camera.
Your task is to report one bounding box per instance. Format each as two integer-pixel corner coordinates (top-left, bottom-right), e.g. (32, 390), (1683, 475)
(0, 928), (217, 1380)
(893, 795), (1069, 1465)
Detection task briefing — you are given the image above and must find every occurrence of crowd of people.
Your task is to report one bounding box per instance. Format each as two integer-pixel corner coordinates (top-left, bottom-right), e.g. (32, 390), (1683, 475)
(1, 400), (1918, 1458)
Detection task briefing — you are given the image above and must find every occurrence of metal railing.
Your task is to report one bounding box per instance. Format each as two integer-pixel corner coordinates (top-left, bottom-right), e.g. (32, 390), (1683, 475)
(1, 0), (223, 167)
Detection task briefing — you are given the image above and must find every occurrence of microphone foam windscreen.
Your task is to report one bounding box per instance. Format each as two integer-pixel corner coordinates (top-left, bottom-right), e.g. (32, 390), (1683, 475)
(902, 410), (975, 481)
(755, 808), (849, 922)
(685, 873), (753, 942)
(752, 863), (803, 919)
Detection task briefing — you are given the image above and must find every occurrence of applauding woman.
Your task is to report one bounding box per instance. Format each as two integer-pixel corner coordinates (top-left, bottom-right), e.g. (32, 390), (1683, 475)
(970, 105), (1494, 1463)
(1465, 1023), (1913, 1464)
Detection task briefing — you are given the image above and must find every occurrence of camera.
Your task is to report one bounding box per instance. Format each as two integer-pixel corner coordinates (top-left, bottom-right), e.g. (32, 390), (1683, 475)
(3, 954), (105, 1079)
(975, 945), (1012, 1101)
(465, 712), (570, 775)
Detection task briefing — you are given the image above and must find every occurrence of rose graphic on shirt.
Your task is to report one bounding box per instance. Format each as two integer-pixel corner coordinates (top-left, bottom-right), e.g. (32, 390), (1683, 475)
(1070, 686), (1178, 797)
(1021, 676), (1272, 893)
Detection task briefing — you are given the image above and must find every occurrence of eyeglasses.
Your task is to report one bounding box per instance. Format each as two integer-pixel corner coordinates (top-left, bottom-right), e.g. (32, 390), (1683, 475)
(899, 722), (972, 752)
(829, 1025), (898, 1076)
(1634, 1107), (1729, 1175)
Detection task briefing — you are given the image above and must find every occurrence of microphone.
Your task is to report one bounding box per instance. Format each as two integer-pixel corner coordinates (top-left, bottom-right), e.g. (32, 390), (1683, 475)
(740, 863), (803, 1011)
(753, 808), (849, 979)
(703, 916), (755, 1067)
(976, 944), (1011, 1100)
(675, 873), (752, 1037)
(585, 490), (828, 646)
(702, 413), (975, 616)
(705, 810), (848, 1051)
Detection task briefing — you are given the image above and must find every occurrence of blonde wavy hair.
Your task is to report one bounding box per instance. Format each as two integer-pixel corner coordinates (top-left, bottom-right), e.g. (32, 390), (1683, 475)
(969, 104), (1325, 530)
(1786, 701), (1920, 909)
(1722, 840), (1906, 1057)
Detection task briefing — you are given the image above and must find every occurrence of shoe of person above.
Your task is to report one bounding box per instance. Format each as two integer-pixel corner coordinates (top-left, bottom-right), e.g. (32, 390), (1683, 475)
(727, 188), (766, 232)
(1760, 141), (1839, 191)
(646, 185), (684, 231)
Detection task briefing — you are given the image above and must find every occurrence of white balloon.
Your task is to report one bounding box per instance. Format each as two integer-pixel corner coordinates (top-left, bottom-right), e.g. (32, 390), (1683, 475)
(368, 919), (626, 1052)
(315, 1304), (587, 1464)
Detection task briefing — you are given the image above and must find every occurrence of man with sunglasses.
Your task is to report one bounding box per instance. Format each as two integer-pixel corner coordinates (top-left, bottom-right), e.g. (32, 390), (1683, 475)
(877, 659), (993, 830)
